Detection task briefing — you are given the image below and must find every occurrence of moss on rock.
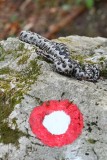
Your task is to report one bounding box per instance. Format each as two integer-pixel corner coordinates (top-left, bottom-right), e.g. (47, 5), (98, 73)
(0, 122), (26, 146)
(0, 40), (41, 145)
(17, 54), (30, 65)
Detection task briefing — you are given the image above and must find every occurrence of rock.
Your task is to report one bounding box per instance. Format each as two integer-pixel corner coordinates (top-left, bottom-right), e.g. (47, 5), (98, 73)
(0, 35), (107, 160)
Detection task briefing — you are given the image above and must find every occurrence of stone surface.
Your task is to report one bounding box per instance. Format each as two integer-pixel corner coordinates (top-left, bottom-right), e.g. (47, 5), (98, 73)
(0, 35), (107, 160)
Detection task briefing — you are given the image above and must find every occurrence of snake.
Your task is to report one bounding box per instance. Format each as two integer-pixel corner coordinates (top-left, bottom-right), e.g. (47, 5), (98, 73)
(19, 31), (100, 82)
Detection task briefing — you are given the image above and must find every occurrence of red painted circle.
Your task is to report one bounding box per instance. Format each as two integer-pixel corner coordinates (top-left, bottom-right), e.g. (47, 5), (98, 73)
(29, 100), (83, 147)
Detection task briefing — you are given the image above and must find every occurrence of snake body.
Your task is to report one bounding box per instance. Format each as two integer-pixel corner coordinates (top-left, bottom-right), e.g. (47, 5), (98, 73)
(19, 31), (100, 82)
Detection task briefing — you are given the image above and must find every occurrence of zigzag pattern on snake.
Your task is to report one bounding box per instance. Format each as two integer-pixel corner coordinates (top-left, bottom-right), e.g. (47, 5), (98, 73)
(19, 31), (100, 82)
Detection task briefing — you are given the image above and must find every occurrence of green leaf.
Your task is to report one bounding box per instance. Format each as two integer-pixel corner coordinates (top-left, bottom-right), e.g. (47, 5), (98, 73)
(85, 0), (94, 9)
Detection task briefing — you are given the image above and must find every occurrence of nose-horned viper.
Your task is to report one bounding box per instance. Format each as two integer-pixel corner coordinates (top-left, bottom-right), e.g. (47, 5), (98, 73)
(19, 31), (100, 82)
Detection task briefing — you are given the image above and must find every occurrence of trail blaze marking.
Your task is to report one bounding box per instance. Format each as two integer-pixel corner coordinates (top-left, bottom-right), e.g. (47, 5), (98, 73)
(29, 100), (84, 147)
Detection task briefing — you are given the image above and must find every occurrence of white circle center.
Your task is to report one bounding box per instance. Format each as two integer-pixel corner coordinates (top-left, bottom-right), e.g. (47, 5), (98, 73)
(43, 111), (71, 135)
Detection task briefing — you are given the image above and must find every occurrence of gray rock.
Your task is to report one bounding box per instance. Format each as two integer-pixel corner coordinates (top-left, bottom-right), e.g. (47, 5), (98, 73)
(0, 35), (107, 160)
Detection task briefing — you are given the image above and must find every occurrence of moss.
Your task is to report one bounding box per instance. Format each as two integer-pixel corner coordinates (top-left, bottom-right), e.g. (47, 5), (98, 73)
(56, 37), (72, 44)
(0, 44), (4, 55)
(0, 42), (29, 62)
(0, 88), (23, 121)
(71, 54), (85, 64)
(0, 67), (12, 75)
(12, 118), (18, 128)
(0, 60), (41, 114)
(101, 69), (107, 78)
(0, 43), (13, 57)
(0, 56), (41, 145)
(17, 42), (25, 51)
(0, 79), (11, 90)
(0, 66), (39, 145)
(87, 139), (97, 144)
(99, 57), (106, 61)
(0, 44), (6, 61)
(0, 88), (25, 145)
(70, 54), (95, 66)
(17, 54), (30, 65)
(0, 122), (26, 145)
(18, 59), (41, 85)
